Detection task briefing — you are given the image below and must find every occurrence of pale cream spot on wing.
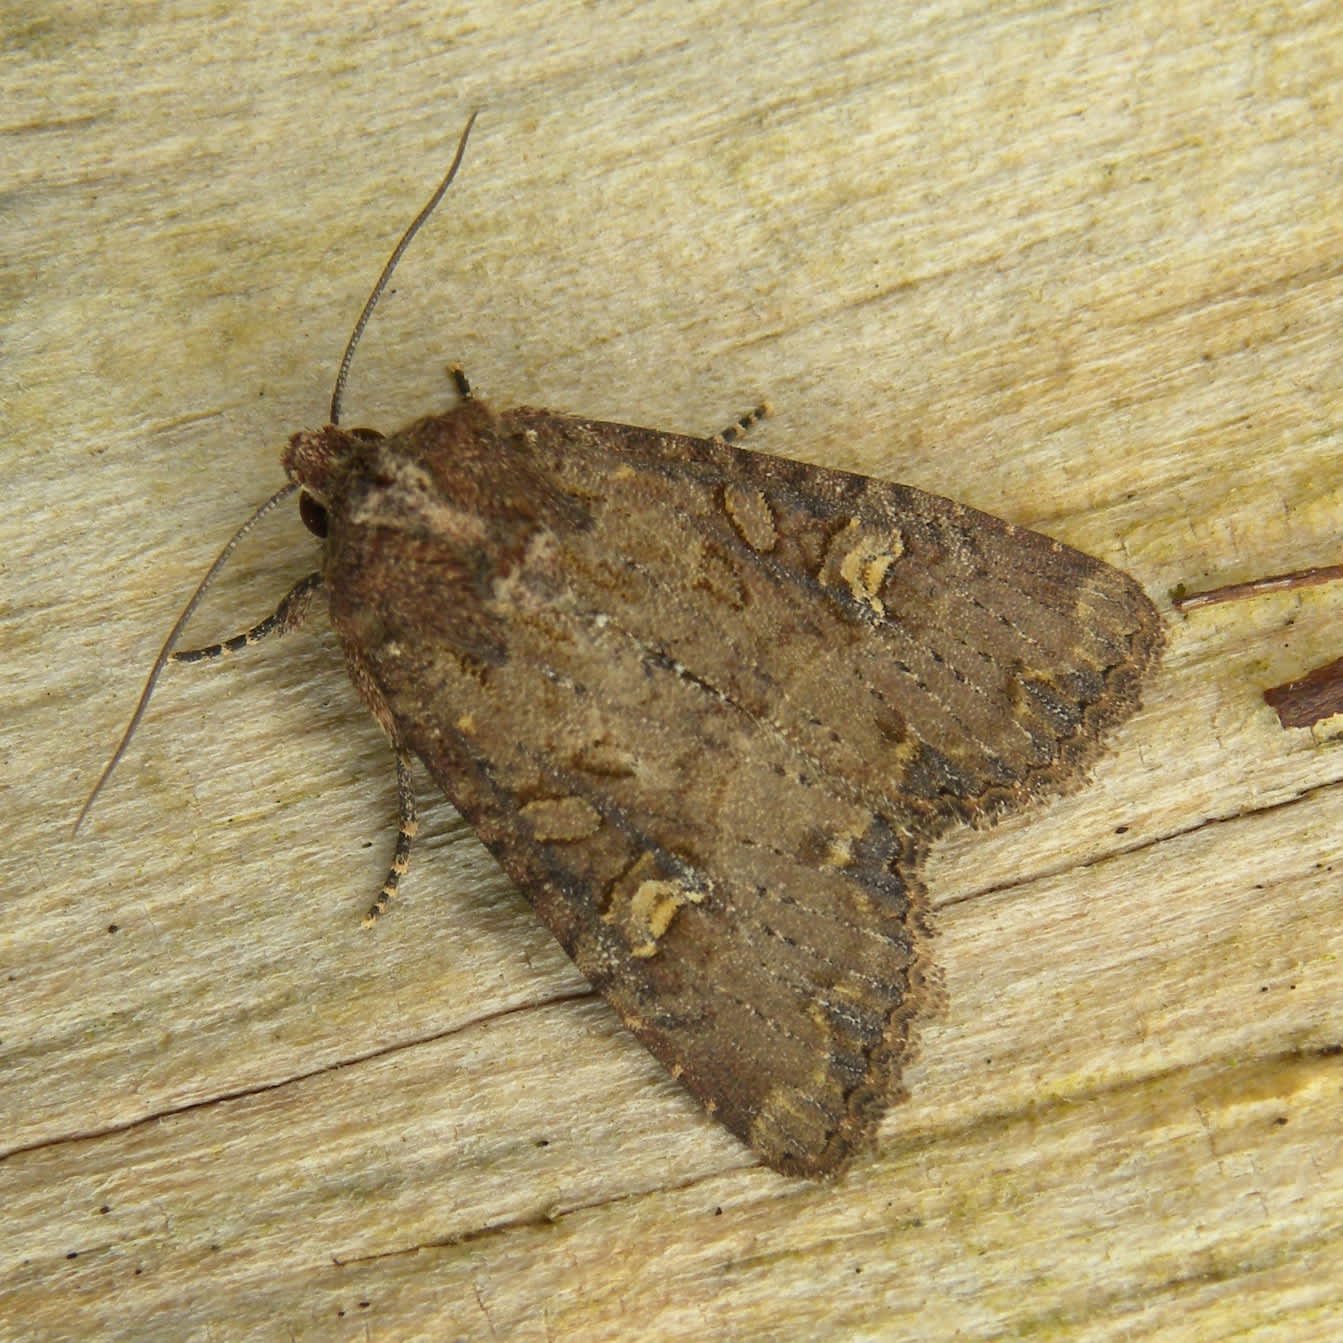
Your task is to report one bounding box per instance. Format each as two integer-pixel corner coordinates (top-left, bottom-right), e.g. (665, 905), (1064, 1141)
(520, 795), (603, 842)
(821, 819), (873, 869)
(602, 852), (705, 958)
(570, 739), (638, 778)
(820, 520), (906, 617)
(722, 483), (779, 553)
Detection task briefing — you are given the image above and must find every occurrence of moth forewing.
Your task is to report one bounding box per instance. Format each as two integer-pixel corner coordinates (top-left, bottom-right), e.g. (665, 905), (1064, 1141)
(286, 400), (1162, 1176)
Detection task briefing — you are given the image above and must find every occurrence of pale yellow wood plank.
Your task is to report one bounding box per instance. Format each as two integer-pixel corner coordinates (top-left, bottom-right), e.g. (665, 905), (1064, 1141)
(5, 2), (1342, 1340)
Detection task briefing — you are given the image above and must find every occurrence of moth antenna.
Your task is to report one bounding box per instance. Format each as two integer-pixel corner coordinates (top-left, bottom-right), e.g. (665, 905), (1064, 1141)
(73, 481), (299, 836)
(328, 108), (480, 426)
(76, 111), (482, 837)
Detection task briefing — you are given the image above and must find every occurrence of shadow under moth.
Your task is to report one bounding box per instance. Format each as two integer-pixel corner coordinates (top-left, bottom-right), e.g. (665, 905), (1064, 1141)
(81, 114), (1164, 1177)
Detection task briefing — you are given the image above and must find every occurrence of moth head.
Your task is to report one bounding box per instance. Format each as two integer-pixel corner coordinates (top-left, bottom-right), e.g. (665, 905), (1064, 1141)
(284, 424), (385, 539)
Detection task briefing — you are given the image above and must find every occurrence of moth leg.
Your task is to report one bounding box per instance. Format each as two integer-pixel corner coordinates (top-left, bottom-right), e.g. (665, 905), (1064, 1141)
(170, 572), (324, 663)
(713, 401), (773, 444)
(363, 752), (418, 925)
(446, 363), (473, 401)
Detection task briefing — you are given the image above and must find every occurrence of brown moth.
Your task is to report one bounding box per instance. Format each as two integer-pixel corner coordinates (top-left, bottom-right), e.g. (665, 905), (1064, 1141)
(83, 115), (1164, 1177)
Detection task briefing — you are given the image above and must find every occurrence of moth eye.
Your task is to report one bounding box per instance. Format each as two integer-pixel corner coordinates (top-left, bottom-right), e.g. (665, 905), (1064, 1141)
(299, 491), (329, 539)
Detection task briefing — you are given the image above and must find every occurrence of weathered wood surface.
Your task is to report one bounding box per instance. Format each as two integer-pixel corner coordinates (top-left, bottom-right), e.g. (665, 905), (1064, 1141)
(5, 3), (1342, 1339)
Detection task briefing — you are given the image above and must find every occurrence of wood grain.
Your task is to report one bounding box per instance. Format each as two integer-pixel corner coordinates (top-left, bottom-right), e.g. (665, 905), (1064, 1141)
(5, 1), (1342, 1339)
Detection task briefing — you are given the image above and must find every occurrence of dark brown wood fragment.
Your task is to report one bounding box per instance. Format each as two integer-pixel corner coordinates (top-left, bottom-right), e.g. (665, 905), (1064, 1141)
(1173, 564), (1343, 613)
(1176, 564), (1343, 730)
(1263, 656), (1343, 729)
